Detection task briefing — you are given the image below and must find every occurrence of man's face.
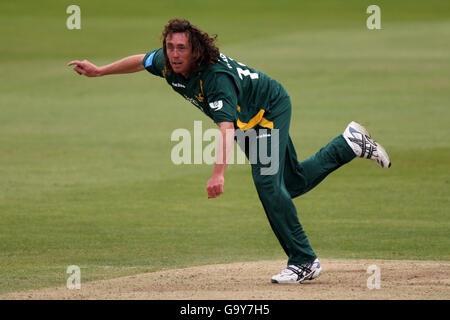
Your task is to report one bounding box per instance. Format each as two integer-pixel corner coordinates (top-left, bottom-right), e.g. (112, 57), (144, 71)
(166, 32), (194, 77)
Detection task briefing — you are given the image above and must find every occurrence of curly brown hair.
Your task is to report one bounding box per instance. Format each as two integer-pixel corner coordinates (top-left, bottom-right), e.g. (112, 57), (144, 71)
(162, 18), (220, 75)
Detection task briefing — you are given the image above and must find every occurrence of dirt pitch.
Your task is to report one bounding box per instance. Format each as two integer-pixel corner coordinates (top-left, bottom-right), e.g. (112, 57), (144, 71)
(1, 259), (449, 300)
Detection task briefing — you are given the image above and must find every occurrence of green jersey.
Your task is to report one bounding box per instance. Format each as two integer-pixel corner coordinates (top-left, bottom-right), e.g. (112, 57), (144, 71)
(143, 48), (289, 130)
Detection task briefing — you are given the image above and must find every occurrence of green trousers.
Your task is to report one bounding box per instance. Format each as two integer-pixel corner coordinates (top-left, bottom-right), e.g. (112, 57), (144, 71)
(240, 97), (355, 265)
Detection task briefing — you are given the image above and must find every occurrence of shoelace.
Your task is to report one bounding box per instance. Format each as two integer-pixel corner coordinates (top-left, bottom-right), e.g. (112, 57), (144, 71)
(349, 131), (378, 159)
(285, 263), (313, 279)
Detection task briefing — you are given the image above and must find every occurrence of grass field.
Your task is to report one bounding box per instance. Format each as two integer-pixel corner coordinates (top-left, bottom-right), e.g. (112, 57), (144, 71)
(0, 0), (449, 294)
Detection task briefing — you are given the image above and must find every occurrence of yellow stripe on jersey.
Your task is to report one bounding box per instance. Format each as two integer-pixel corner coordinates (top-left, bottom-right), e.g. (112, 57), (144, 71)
(236, 109), (274, 131)
(195, 80), (205, 102)
(258, 117), (274, 130)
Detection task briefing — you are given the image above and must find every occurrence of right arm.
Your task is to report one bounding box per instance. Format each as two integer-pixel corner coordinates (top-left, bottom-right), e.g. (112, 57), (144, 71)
(67, 54), (146, 77)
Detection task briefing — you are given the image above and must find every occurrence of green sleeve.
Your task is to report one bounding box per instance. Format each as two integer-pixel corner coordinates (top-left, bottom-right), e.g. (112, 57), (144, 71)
(204, 73), (238, 123)
(142, 48), (164, 78)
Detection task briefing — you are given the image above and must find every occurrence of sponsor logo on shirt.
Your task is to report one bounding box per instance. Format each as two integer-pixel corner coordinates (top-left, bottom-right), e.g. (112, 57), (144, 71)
(171, 82), (186, 88)
(209, 100), (223, 111)
(183, 94), (203, 111)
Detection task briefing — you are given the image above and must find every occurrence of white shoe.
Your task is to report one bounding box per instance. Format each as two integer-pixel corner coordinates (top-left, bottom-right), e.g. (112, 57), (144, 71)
(343, 121), (391, 168)
(271, 258), (322, 284)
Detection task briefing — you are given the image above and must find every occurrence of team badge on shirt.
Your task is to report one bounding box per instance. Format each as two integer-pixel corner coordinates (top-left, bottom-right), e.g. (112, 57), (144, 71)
(209, 100), (223, 111)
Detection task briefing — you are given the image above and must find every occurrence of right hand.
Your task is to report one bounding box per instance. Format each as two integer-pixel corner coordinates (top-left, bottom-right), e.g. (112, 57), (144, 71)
(67, 60), (102, 77)
(206, 174), (225, 199)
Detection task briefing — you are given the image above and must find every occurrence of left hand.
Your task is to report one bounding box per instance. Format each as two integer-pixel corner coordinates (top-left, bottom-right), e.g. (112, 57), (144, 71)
(206, 175), (224, 198)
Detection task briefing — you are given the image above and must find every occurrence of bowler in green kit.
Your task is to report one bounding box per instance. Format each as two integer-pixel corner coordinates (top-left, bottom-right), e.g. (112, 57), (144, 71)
(68, 19), (391, 284)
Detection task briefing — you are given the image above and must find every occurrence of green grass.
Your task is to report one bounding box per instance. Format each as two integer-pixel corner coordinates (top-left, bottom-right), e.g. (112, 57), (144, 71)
(0, 0), (449, 294)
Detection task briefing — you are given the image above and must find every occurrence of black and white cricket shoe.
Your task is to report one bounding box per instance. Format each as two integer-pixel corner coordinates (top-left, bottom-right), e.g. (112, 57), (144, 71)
(343, 121), (391, 168)
(271, 258), (322, 284)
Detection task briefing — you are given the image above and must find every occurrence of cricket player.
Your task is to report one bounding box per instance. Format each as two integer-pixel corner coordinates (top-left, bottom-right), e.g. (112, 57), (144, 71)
(68, 19), (391, 284)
